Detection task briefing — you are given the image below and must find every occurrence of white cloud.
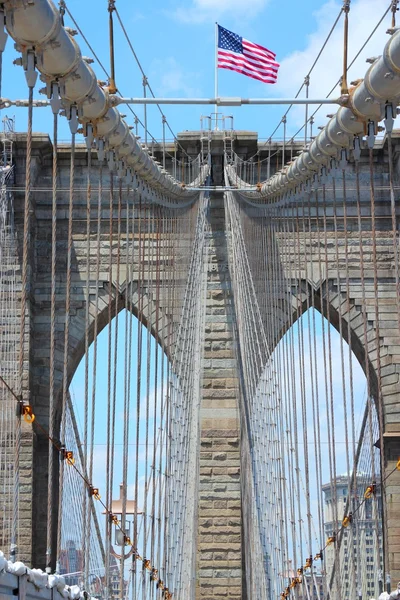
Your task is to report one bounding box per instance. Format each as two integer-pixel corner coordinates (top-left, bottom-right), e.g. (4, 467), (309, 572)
(149, 57), (203, 97)
(273, 0), (390, 134)
(173, 0), (269, 24)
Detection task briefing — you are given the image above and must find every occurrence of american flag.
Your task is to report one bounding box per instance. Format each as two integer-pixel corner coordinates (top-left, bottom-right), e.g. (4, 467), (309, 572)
(217, 25), (279, 84)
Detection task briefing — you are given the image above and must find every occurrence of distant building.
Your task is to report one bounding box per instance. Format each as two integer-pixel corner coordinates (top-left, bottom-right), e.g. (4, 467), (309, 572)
(59, 540), (106, 599)
(304, 571), (325, 600)
(322, 475), (383, 599)
(59, 540), (84, 586)
(109, 554), (128, 600)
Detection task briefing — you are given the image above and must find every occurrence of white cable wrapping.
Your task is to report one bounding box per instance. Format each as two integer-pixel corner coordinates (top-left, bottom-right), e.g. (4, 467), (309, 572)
(3, 0), (208, 201)
(0, 552), (98, 600)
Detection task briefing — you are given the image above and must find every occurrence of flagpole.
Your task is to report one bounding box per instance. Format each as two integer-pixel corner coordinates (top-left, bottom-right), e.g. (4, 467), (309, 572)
(215, 21), (218, 130)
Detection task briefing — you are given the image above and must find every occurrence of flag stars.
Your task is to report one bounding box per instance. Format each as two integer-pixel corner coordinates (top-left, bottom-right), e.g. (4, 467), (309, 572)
(218, 26), (243, 55)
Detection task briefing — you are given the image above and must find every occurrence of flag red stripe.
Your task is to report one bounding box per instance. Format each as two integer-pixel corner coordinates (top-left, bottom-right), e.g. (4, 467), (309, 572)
(243, 39), (276, 61)
(218, 57), (278, 82)
(242, 52), (279, 72)
(218, 50), (279, 77)
(243, 38), (276, 59)
(242, 46), (280, 67)
(218, 62), (277, 84)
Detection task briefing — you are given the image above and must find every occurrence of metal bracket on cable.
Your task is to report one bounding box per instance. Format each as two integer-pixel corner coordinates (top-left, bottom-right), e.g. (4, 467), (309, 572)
(0, 97), (50, 109)
(390, 0), (399, 29)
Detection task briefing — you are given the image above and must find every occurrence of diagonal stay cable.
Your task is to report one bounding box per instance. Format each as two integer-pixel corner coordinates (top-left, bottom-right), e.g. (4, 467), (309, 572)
(263, 5), (344, 146)
(289, 2), (392, 142)
(113, 6), (192, 159)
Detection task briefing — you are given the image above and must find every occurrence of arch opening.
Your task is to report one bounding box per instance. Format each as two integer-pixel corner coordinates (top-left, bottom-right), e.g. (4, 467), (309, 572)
(242, 307), (383, 600)
(61, 307), (169, 598)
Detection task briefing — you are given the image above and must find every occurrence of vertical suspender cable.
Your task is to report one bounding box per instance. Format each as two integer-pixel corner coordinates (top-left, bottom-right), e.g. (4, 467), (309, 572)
(162, 116), (166, 171)
(121, 177), (131, 600)
(108, 0), (117, 94)
(82, 128), (92, 588)
(267, 139), (271, 180)
(368, 148), (388, 586)
(46, 104), (58, 572)
(144, 77), (148, 148)
(86, 148), (102, 586)
(133, 195), (143, 594)
(56, 128), (76, 572)
(105, 169), (114, 600)
(304, 76), (310, 146)
(391, 0), (399, 27)
(341, 0), (350, 95)
(14, 77), (35, 563)
(282, 116), (286, 169)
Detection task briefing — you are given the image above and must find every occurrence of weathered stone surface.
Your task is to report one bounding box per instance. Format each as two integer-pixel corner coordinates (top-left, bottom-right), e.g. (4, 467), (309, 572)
(197, 188), (242, 599)
(5, 132), (400, 597)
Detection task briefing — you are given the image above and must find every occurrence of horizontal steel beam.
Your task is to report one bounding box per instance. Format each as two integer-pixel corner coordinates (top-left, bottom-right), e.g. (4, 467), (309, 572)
(187, 186), (259, 191)
(0, 96), (340, 111)
(111, 96), (341, 107)
(0, 98), (50, 108)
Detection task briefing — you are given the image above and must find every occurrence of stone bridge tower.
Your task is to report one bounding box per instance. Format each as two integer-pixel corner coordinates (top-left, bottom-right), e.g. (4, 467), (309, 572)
(1, 130), (400, 599)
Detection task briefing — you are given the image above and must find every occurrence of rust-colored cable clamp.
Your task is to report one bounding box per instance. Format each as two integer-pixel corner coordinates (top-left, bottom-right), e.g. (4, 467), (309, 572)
(364, 482), (376, 499)
(61, 449), (75, 465)
(327, 534), (336, 546)
(21, 403), (35, 423)
(89, 486), (101, 500)
(314, 550), (323, 561)
(342, 513), (353, 528)
(143, 559), (151, 571)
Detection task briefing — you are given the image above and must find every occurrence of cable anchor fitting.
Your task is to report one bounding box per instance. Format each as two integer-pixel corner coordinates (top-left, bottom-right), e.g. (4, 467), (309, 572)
(24, 51), (38, 89)
(385, 102), (396, 134)
(353, 136), (361, 162)
(364, 482), (376, 499)
(327, 534), (336, 546)
(89, 486), (101, 500)
(21, 403), (35, 424)
(61, 449), (75, 465)
(143, 559), (151, 571)
(109, 513), (119, 526)
(342, 512), (353, 527)
(304, 556), (313, 570)
(391, 1), (399, 28)
(59, 0), (66, 19)
(367, 120), (376, 149)
(314, 550), (323, 561)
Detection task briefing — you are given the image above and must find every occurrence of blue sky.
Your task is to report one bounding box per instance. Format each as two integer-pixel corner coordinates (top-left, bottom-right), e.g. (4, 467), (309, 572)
(1, 0), (392, 142)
